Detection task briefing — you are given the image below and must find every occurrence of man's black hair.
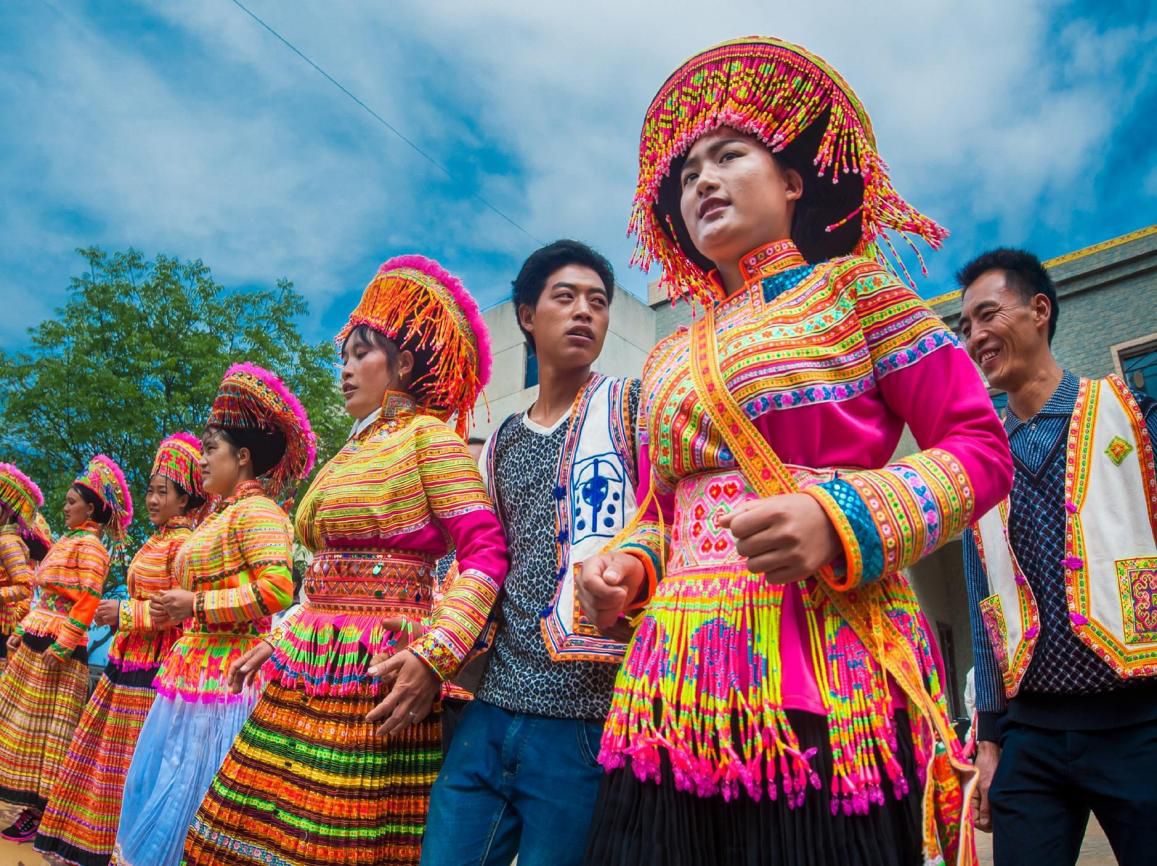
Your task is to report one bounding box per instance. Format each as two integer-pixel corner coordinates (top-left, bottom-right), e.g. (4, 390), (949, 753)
(957, 248), (1059, 344)
(511, 240), (615, 351)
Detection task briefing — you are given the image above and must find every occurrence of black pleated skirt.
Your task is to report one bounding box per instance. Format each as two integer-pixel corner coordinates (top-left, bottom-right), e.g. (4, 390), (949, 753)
(584, 710), (922, 866)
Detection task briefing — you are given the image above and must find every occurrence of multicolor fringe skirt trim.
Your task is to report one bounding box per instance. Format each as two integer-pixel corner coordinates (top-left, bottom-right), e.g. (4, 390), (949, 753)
(585, 709), (923, 866)
(110, 685), (262, 866)
(0, 634), (89, 821)
(35, 630), (179, 866)
(183, 680), (442, 866)
(600, 470), (945, 809)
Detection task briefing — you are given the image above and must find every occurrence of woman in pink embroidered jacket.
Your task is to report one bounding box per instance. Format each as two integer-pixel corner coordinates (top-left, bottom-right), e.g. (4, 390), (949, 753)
(577, 37), (1013, 866)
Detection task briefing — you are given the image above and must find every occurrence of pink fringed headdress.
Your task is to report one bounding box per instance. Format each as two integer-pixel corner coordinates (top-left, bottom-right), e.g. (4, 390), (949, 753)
(633, 36), (948, 305)
(336, 254), (492, 437)
(74, 454), (134, 540)
(207, 363), (318, 497)
(0, 462), (44, 529)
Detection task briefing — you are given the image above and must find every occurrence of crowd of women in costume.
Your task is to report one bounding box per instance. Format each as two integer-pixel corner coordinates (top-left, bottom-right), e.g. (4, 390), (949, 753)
(0, 34), (1035, 866)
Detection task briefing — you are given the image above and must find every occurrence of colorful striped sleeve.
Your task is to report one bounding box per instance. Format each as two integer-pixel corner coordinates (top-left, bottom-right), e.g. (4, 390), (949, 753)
(0, 529), (33, 608)
(49, 535), (110, 660)
(197, 498), (295, 625)
(804, 263), (1013, 589)
(407, 418), (509, 680)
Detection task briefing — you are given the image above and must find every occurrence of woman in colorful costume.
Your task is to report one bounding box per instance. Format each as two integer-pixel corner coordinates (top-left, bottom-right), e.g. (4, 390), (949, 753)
(0, 464), (42, 677)
(36, 433), (205, 866)
(111, 364), (312, 866)
(576, 37), (1013, 866)
(0, 456), (131, 843)
(182, 255), (509, 866)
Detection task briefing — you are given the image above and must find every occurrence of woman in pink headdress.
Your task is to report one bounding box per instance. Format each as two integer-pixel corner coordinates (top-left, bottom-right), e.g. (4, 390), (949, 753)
(0, 455), (131, 843)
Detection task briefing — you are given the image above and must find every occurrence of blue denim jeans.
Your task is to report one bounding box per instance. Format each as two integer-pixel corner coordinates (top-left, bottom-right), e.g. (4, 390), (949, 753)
(420, 699), (605, 866)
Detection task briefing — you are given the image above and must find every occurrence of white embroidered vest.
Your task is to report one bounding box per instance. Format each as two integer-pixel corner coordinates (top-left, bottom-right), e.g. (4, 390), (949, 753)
(483, 374), (638, 663)
(974, 375), (1157, 697)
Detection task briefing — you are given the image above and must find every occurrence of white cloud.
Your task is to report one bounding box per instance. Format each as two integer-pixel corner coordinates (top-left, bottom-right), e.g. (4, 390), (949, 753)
(0, 0), (1152, 346)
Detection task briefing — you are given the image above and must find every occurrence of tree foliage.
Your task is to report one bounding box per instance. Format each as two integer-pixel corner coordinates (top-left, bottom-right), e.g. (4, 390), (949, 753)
(0, 247), (347, 594)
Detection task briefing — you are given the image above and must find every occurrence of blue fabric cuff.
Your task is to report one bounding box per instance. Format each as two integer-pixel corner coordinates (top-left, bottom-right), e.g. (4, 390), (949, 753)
(816, 478), (886, 584)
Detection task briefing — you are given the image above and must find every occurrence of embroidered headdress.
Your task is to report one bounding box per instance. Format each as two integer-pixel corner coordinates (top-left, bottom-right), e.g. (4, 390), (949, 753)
(74, 454), (134, 539)
(207, 363), (317, 497)
(22, 512), (53, 561)
(0, 463), (43, 529)
(634, 36), (947, 304)
(336, 254), (492, 437)
(151, 432), (205, 501)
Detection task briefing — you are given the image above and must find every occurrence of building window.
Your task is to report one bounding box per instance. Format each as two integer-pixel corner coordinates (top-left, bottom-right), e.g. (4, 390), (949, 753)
(524, 349), (539, 389)
(936, 622), (961, 718)
(1119, 342), (1157, 402)
(990, 390), (1009, 417)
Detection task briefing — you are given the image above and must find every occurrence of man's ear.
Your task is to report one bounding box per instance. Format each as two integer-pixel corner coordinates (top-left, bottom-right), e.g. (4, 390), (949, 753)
(517, 303), (536, 340)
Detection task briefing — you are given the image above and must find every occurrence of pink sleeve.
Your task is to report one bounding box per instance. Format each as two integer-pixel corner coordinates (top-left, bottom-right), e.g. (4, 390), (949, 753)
(804, 267), (1013, 588)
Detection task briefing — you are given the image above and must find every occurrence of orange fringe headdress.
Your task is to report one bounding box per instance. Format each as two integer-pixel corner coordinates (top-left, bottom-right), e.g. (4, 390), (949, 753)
(633, 36), (948, 305)
(336, 255), (492, 437)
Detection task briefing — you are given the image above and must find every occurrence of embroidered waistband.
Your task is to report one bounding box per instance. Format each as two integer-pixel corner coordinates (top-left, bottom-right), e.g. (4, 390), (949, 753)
(303, 548), (435, 614)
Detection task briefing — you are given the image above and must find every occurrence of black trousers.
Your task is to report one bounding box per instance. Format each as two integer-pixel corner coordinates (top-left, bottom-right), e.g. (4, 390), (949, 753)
(989, 716), (1157, 866)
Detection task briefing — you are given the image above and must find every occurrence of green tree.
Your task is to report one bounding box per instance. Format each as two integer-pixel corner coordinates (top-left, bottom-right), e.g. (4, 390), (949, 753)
(0, 247), (347, 600)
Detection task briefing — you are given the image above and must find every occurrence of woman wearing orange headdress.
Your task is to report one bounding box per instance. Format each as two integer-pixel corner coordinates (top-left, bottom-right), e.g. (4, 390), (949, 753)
(35, 433), (205, 866)
(575, 37), (1012, 866)
(182, 255), (508, 866)
(0, 455), (131, 844)
(0, 464), (41, 679)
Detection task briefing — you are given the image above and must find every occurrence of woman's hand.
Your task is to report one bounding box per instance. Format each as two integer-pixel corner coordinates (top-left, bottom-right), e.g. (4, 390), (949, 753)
(93, 599), (121, 629)
(6, 634), (20, 653)
(227, 640), (274, 694)
(719, 493), (840, 583)
(576, 552), (646, 630)
(365, 650), (440, 736)
(154, 589), (196, 623)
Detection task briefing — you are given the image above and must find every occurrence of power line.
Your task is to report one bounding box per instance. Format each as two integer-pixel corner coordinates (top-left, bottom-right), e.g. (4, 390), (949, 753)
(228, 0), (543, 245)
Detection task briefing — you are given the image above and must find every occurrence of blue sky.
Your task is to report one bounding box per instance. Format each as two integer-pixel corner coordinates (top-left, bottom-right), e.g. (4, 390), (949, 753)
(1, 0), (1154, 350)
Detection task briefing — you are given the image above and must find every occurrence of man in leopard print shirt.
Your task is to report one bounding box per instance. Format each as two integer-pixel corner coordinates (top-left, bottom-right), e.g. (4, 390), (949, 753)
(422, 241), (641, 866)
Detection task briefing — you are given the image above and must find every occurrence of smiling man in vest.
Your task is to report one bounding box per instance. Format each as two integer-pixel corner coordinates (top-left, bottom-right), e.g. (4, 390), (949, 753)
(958, 248), (1157, 866)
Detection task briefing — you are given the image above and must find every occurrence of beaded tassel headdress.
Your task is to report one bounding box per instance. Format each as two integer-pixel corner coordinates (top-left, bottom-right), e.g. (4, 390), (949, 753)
(0, 463), (44, 530)
(633, 36), (947, 304)
(74, 454), (134, 540)
(336, 254), (492, 438)
(207, 363), (317, 498)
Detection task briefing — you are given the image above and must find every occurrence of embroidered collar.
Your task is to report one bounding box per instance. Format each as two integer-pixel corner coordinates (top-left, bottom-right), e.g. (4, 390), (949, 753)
(708, 240), (810, 307)
(66, 519), (102, 537)
(381, 390), (417, 422)
(160, 515), (193, 534)
(1004, 370), (1079, 435)
(217, 479), (266, 512)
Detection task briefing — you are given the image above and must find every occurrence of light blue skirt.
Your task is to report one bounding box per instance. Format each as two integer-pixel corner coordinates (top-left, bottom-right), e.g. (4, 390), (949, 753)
(112, 690), (260, 866)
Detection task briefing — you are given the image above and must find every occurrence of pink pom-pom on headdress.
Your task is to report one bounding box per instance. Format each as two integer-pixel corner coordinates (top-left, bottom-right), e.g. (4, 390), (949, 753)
(0, 463), (44, 509)
(208, 362), (317, 498)
(222, 362), (318, 478)
(373, 254), (493, 389)
(337, 254), (492, 437)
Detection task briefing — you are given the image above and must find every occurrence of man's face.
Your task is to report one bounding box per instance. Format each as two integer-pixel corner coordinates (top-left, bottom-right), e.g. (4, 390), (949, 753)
(959, 269), (1050, 391)
(519, 264), (610, 370)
